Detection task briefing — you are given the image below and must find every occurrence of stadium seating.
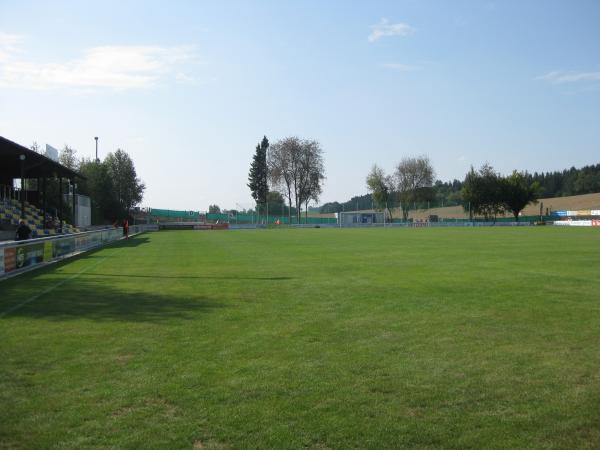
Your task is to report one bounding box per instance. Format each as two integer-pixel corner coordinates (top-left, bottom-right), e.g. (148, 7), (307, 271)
(0, 199), (79, 238)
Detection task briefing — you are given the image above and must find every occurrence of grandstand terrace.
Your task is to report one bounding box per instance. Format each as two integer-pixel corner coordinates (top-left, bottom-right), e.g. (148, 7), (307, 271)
(0, 136), (83, 240)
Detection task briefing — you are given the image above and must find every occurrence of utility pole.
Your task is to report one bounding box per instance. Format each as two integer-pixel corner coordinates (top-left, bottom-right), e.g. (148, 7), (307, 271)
(94, 137), (99, 162)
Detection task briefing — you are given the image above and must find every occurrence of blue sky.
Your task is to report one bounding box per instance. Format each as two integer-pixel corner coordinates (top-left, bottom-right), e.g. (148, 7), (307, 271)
(1, 0), (599, 211)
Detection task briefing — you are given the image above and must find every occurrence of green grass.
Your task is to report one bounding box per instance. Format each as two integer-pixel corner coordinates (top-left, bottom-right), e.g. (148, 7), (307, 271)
(1, 227), (599, 449)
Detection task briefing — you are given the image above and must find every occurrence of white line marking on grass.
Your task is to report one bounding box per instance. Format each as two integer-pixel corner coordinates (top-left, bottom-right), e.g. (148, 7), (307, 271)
(0, 249), (121, 318)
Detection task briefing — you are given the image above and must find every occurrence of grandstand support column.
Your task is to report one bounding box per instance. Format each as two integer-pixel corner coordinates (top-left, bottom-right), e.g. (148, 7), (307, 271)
(19, 154), (26, 219)
(42, 176), (47, 228)
(59, 176), (63, 231)
(71, 178), (76, 227)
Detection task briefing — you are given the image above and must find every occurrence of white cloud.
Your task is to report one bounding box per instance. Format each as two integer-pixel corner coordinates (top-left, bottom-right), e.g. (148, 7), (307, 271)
(0, 32), (23, 61)
(537, 70), (600, 84)
(0, 37), (196, 90)
(381, 63), (420, 72)
(368, 18), (415, 43)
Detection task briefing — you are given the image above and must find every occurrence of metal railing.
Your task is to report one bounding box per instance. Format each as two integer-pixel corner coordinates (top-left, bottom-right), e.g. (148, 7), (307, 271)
(0, 224), (158, 278)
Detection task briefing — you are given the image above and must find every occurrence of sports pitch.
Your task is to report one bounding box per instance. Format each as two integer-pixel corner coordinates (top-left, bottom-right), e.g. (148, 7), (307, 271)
(1, 228), (599, 449)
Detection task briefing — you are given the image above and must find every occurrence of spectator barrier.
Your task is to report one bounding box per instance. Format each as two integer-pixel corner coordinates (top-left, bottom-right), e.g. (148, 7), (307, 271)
(0, 224), (158, 279)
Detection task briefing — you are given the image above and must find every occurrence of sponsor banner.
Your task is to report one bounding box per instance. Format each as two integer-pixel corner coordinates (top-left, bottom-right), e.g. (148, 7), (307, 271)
(4, 247), (16, 272)
(554, 220), (593, 226)
(15, 243), (44, 270)
(75, 234), (89, 251)
(43, 241), (53, 261)
(555, 210), (598, 217)
(53, 237), (75, 258)
(0, 249), (4, 273)
(592, 220), (600, 227)
(75, 231), (102, 251)
(557, 220), (593, 227)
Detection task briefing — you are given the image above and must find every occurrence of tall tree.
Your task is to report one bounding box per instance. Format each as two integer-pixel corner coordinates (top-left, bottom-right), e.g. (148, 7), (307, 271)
(59, 145), (78, 170)
(268, 137), (325, 223)
(78, 158), (120, 223)
(395, 156), (435, 221)
(366, 164), (394, 220)
(248, 136), (269, 214)
(268, 137), (301, 224)
(461, 164), (504, 221)
(502, 171), (540, 221)
(301, 168), (324, 222)
(267, 191), (287, 217)
(298, 139), (325, 222)
(104, 149), (145, 217)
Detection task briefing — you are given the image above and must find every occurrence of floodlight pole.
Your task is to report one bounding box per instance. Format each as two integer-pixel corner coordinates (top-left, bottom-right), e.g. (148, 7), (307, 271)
(94, 136), (99, 162)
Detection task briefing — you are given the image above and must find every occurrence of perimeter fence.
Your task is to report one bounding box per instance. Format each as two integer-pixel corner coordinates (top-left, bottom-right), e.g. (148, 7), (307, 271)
(0, 224), (158, 278)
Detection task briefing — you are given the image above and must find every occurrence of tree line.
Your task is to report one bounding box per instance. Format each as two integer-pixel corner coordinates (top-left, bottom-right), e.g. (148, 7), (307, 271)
(461, 165), (539, 221)
(365, 158), (540, 221)
(32, 143), (145, 224)
(320, 161), (600, 220)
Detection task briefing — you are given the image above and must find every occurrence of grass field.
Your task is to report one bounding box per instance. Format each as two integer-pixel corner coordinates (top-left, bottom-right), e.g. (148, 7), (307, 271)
(1, 228), (599, 449)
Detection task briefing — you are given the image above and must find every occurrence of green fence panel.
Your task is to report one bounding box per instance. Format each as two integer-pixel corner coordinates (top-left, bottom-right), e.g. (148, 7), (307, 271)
(205, 214), (337, 224)
(150, 208), (200, 219)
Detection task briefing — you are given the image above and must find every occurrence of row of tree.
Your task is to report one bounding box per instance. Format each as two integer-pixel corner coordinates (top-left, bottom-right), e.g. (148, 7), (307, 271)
(365, 158), (540, 221)
(363, 157), (543, 221)
(527, 164), (600, 197)
(462, 165), (540, 221)
(366, 156), (435, 221)
(248, 136), (325, 223)
(34, 144), (145, 224)
(426, 163), (600, 206)
(320, 161), (600, 220)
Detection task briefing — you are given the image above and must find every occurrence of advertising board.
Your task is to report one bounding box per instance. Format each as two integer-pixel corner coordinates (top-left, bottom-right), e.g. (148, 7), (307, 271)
(43, 241), (53, 261)
(15, 243), (44, 270)
(4, 247), (16, 272)
(53, 237), (76, 258)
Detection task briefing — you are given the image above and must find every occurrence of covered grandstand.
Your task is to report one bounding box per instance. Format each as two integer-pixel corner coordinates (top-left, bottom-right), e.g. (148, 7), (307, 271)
(0, 135), (83, 239)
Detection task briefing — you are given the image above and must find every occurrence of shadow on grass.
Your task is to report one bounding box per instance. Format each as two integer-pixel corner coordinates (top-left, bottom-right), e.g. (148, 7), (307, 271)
(1, 276), (225, 323)
(82, 234), (150, 251)
(0, 235), (229, 322)
(100, 235), (151, 249)
(63, 273), (292, 281)
(64, 237), (151, 259)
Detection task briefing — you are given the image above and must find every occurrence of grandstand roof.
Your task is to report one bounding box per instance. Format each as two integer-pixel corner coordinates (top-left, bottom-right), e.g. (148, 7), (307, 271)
(0, 135), (83, 179)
